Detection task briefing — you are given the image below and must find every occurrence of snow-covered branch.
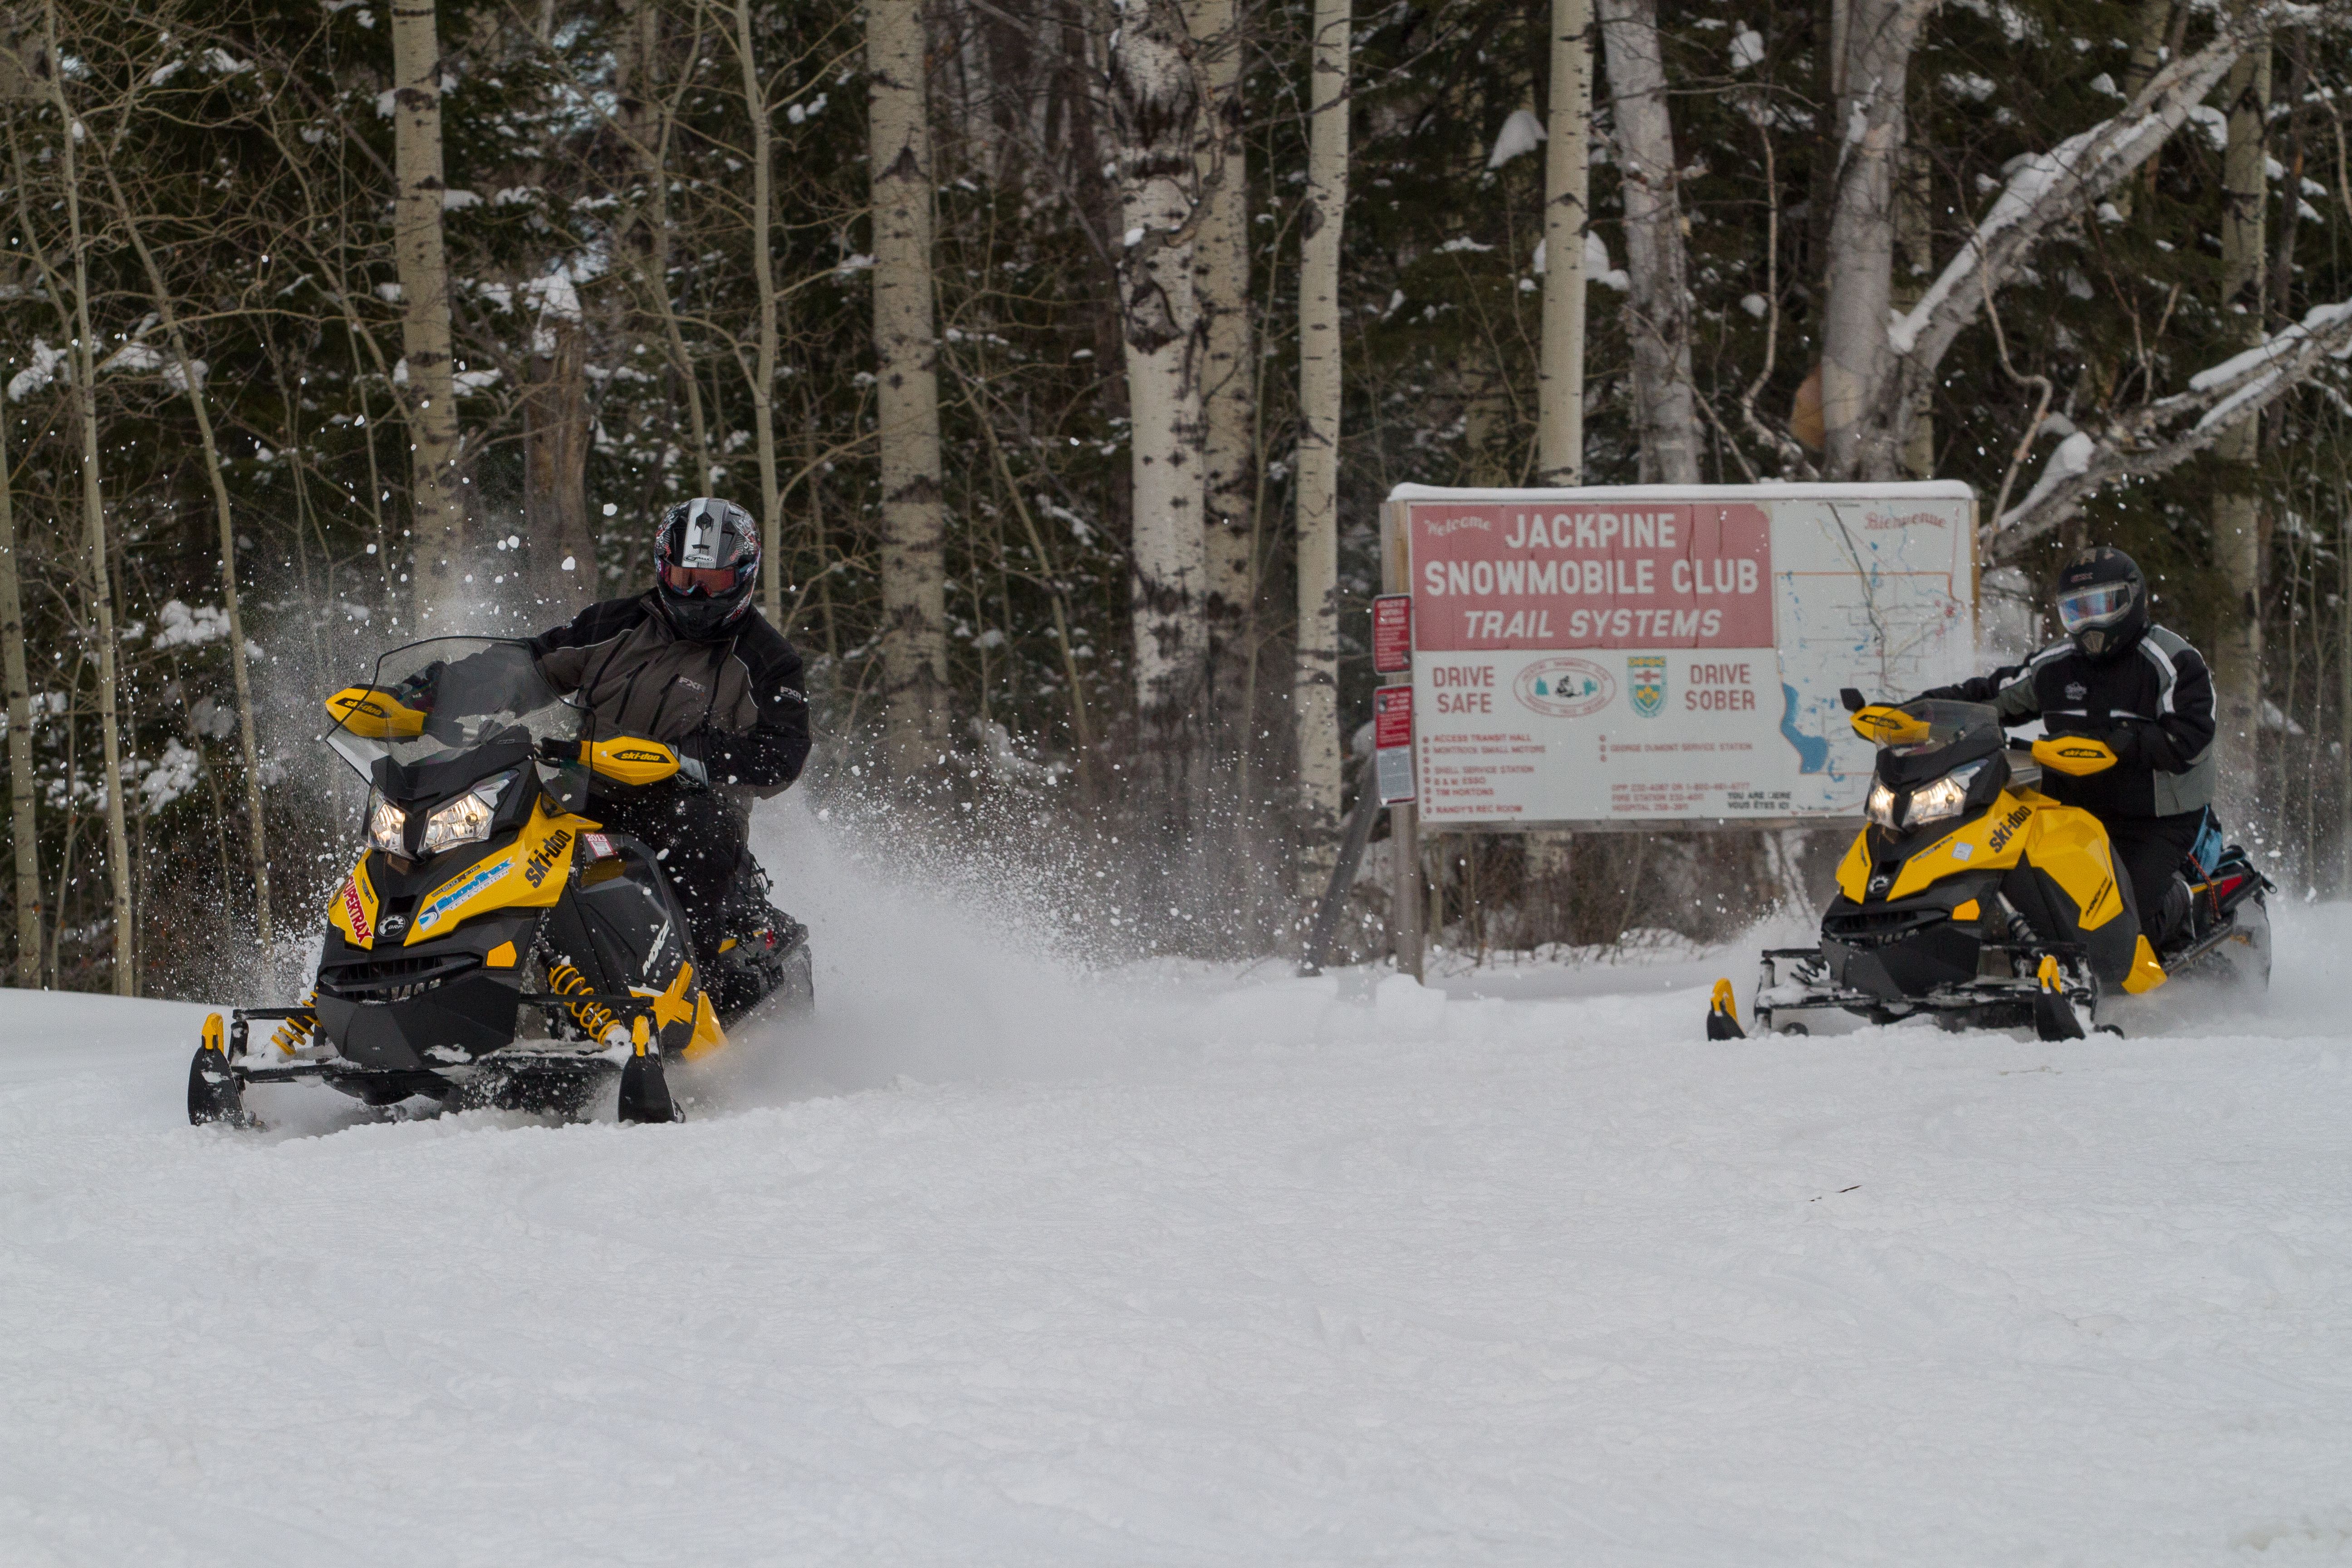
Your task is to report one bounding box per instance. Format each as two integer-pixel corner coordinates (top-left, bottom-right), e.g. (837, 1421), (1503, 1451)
(1889, 1), (2309, 380)
(1987, 297), (2352, 558)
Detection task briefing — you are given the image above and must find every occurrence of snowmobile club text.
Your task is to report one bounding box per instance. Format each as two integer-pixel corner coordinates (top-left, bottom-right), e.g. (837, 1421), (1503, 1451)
(1428, 662), (1761, 713)
(1419, 511), (1764, 643)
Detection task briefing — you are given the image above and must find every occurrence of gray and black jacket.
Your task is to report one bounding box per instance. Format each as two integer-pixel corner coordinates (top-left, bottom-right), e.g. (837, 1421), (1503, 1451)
(1920, 626), (2216, 819)
(529, 593), (810, 796)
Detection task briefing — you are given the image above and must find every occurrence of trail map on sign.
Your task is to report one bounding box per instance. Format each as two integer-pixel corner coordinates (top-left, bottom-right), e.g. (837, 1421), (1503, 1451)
(1385, 484), (1977, 828)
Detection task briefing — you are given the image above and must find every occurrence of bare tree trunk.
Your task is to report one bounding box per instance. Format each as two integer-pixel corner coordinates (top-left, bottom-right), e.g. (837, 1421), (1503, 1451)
(1597, 0), (1696, 485)
(1894, 146), (1934, 479)
(392, 0), (467, 624)
(868, 0), (950, 775)
(105, 168), (274, 946)
(0, 359), (39, 985)
(2112, 0), (2177, 221)
(45, 0), (132, 995)
(1191, 0), (1255, 759)
(1293, 0), (1348, 887)
(1537, 0), (1589, 483)
(1112, 0), (1210, 810)
(2213, 44), (2272, 820)
(1819, 0), (1931, 480)
(730, 0), (784, 622)
(524, 306), (593, 609)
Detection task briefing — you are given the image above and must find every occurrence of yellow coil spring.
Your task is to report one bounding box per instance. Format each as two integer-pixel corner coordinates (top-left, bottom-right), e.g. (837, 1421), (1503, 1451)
(546, 960), (614, 1041)
(268, 995), (317, 1056)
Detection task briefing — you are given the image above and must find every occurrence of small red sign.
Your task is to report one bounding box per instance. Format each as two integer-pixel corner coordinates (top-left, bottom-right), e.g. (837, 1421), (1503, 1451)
(1373, 685), (1415, 804)
(1372, 594), (1413, 673)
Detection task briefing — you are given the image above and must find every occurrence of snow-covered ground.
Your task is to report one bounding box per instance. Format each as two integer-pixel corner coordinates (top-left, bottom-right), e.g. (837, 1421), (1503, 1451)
(7, 808), (2352, 1563)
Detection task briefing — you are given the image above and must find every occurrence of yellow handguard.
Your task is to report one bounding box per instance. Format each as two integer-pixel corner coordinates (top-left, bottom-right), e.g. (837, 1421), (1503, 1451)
(1851, 705), (1932, 746)
(578, 735), (682, 788)
(325, 686), (427, 739)
(2032, 736), (2120, 777)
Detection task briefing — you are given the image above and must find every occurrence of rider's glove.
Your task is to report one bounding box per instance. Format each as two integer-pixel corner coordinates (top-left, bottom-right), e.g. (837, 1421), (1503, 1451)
(675, 732), (711, 789)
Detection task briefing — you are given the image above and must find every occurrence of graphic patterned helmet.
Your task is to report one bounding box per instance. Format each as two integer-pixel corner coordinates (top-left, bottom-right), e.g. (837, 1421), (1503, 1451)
(2053, 545), (2148, 663)
(653, 497), (761, 639)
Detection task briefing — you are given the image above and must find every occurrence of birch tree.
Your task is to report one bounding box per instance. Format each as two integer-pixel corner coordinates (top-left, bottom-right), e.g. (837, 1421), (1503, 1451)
(1190, 0), (1255, 755)
(730, 0), (784, 623)
(868, 0), (950, 775)
(2211, 45), (2271, 813)
(0, 353), (37, 985)
(1293, 0), (1347, 880)
(1597, 0), (1695, 484)
(391, 0), (466, 625)
(40, 0), (132, 994)
(1110, 0), (1210, 800)
(1536, 0), (1588, 483)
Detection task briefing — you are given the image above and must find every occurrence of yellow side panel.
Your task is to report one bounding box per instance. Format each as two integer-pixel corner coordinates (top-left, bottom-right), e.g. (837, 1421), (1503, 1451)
(1834, 831), (1872, 903)
(328, 855), (380, 949)
(2023, 805), (2127, 931)
(406, 800), (584, 943)
(1886, 794), (2036, 902)
(485, 941), (518, 969)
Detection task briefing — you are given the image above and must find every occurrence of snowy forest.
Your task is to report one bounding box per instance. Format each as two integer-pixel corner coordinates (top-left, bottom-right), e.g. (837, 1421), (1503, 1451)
(4, 0), (2352, 995)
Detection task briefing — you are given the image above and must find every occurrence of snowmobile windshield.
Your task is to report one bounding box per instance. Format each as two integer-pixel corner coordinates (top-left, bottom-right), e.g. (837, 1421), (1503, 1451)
(1875, 700), (2004, 788)
(327, 637), (589, 808)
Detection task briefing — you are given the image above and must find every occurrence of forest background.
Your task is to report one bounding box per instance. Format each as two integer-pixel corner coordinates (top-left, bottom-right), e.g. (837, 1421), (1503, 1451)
(4, 0), (2350, 996)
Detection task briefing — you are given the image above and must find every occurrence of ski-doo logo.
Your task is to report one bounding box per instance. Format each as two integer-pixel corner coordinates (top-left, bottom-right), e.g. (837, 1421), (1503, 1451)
(522, 828), (573, 889)
(1986, 804), (2033, 855)
(416, 854), (513, 931)
(339, 877), (372, 942)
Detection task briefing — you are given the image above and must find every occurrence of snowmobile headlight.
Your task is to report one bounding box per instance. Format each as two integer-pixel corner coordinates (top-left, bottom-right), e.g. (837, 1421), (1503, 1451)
(1865, 782), (1901, 829)
(418, 771), (514, 857)
(1906, 761), (1986, 826)
(366, 793), (407, 856)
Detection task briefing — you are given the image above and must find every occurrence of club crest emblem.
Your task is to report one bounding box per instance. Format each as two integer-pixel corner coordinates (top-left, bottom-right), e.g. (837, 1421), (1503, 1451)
(1514, 657), (1615, 719)
(1628, 656), (1666, 717)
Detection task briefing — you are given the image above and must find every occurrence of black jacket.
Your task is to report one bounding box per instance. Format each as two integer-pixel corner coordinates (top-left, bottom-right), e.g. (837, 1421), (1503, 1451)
(1920, 627), (2216, 819)
(529, 594), (811, 794)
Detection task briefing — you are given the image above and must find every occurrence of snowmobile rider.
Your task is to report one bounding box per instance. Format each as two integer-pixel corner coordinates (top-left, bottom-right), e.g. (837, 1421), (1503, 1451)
(1916, 545), (2215, 946)
(526, 497), (810, 970)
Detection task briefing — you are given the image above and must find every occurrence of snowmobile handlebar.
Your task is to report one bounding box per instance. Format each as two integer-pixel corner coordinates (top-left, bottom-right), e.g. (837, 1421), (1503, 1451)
(539, 733), (696, 789)
(2029, 736), (2120, 777)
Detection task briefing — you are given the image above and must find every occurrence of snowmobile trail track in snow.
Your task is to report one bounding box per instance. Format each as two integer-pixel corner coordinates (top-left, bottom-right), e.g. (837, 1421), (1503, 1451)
(7, 909), (2352, 1564)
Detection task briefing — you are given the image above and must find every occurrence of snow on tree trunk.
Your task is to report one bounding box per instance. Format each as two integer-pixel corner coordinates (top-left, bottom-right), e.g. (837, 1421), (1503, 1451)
(1191, 0), (1256, 762)
(390, 0), (467, 627)
(1293, 0), (1348, 885)
(2213, 44), (2271, 820)
(731, 0), (784, 624)
(1597, 0), (1695, 485)
(1818, 0), (1929, 482)
(868, 0), (951, 778)
(1537, 0), (1588, 483)
(1112, 0), (1210, 811)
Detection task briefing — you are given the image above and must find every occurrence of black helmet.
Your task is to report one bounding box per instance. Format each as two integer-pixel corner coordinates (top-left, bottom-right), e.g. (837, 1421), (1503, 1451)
(2053, 545), (2148, 662)
(653, 497), (760, 639)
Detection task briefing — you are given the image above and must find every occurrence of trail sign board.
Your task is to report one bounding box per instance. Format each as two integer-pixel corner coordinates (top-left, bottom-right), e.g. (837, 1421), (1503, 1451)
(1371, 594), (1413, 674)
(1379, 483), (1978, 829)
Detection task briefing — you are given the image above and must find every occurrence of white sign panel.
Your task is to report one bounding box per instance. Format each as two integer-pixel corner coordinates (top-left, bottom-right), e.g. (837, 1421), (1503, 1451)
(1386, 483), (1977, 828)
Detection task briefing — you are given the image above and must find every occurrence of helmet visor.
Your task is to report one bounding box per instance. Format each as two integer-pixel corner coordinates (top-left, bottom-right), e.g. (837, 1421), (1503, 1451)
(661, 562), (743, 597)
(2056, 583), (2134, 633)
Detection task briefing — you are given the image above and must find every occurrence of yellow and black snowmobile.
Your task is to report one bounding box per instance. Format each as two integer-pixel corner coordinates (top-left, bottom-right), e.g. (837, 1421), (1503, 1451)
(1707, 691), (2271, 1042)
(187, 637), (811, 1128)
